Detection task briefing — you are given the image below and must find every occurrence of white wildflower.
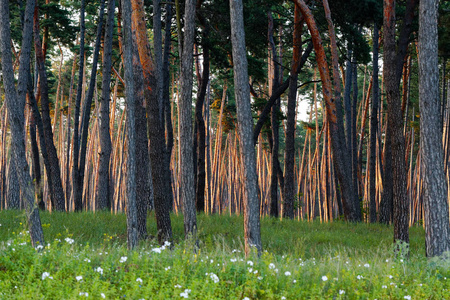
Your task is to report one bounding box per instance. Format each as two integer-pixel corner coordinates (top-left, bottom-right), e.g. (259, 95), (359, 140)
(84, 258), (91, 263)
(364, 263), (370, 268)
(119, 256), (127, 263)
(65, 237), (74, 244)
(357, 275), (363, 280)
(152, 248), (162, 253)
(79, 292), (88, 297)
(175, 284), (182, 288)
(247, 261), (253, 266)
(269, 263), (276, 269)
(101, 293), (106, 299)
(404, 296), (411, 300)
(95, 267), (104, 275)
(339, 290), (345, 295)
(230, 258), (237, 262)
(165, 266), (171, 271)
(248, 268), (253, 273)
(284, 271), (291, 276)
(257, 276), (263, 280)
(382, 285), (387, 289)
(36, 245), (44, 250)
(209, 273), (220, 283)
(136, 278), (143, 283)
(76, 276), (83, 281)
(41, 272), (53, 280)
(322, 276), (328, 281)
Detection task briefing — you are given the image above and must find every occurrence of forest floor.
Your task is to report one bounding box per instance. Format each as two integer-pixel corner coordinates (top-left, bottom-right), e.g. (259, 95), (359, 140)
(0, 210), (448, 299)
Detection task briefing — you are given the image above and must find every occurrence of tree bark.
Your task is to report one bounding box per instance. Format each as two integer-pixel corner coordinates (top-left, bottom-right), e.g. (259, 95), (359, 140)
(419, 0), (450, 257)
(283, 5), (302, 219)
(33, 1), (66, 211)
(122, 0), (138, 250)
(230, 0), (262, 256)
(131, 0), (173, 244)
(96, 0), (115, 211)
(179, 0), (197, 238)
(7, 147), (20, 209)
(369, 23), (379, 223)
(0, 0), (44, 247)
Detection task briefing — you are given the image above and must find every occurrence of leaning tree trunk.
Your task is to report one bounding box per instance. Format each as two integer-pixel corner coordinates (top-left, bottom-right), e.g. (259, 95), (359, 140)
(230, 0), (262, 256)
(33, 2), (66, 211)
(419, 0), (450, 257)
(122, 0), (138, 250)
(6, 147), (20, 209)
(0, 0), (44, 247)
(179, 0), (197, 238)
(96, 0), (115, 210)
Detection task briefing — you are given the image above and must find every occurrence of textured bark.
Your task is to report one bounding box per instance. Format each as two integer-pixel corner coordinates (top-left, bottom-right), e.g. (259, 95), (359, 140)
(78, 0), (106, 211)
(6, 148), (20, 209)
(29, 113), (44, 210)
(131, 0), (173, 244)
(163, 4), (174, 158)
(343, 47), (353, 153)
(369, 23), (379, 223)
(96, 0), (115, 210)
(268, 11), (279, 218)
(132, 35), (151, 240)
(179, 0), (197, 238)
(153, 0), (164, 121)
(122, 0), (138, 250)
(283, 6), (302, 219)
(0, 0), (44, 247)
(419, 0), (450, 257)
(384, 0), (410, 245)
(194, 10), (209, 213)
(230, 0), (262, 256)
(33, 2), (65, 211)
(73, 0), (86, 212)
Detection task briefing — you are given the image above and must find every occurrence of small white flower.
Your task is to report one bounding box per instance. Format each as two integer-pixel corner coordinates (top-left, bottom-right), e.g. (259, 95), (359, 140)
(257, 276), (263, 280)
(65, 237), (74, 244)
(232, 249), (240, 253)
(247, 261), (254, 266)
(253, 270), (258, 274)
(41, 272), (52, 280)
(152, 248), (162, 253)
(95, 267), (104, 275)
(84, 258), (91, 263)
(284, 271), (291, 276)
(275, 268), (279, 273)
(293, 280), (297, 283)
(230, 258), (237, 262)
(243, 298), (250, 300)
(382, 285), (387, 289)
(164, 241), (171, 247)
(175, 284), (182, 288)
(136, 278), (143, 283)
(180, 289), (191, 298)
(210, 259), (214, 263)
(36, 245), (44, 250)
(281, 297), (286, 300)
(400, 259), (404, 263)
(209, 273), (220, 283)
(76, 276), (83, 281)
(386, 259), (389, 262)
(404, 296), (411, 300)
(357, 275), (363, 280)
(248, 268), (253, 273)
(101, 293), (106, 298)
(165, 266), (171, 271)
(364, 263), (370, 268)
(339, 290), (345, 295)
(322, 276), (328, 281)
(119, 256), (127, 263)
(79, 292), (88, 297)
(388, 275), (393, 279)
(269, 263), (276, 269)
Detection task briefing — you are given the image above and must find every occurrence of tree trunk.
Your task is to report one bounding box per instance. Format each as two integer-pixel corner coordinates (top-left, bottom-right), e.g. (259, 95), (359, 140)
(33, 1), (65, 211)
(72, 0), (86, 212)
(369, 23), (379, 223)
(29, 111), (44, 210)
(384, 0), (410, 246)
(96, 0), (115, 210)
(122, 0), (138, 250)
(7, 148), (20, 209)
(419, 0), (450, 257)
(230, 0), (262, 256)
(0, 0), (44, 247)
(179, 0), (197, 238)
(78, 0), (106, 211)
(131, 0), (173, 244)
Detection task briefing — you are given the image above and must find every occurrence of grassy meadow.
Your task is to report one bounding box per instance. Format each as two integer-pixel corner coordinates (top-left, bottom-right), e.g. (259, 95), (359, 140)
(0, 210), (448, 299)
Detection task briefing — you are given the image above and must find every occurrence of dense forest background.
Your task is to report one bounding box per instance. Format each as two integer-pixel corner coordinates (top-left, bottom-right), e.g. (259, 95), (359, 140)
(0, 0), (449, 257)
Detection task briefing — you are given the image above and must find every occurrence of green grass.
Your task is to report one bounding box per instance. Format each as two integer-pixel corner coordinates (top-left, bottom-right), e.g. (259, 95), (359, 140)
(0, 210), (448, 299)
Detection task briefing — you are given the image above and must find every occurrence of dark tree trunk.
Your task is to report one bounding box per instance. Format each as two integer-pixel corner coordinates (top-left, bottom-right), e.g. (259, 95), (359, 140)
(0, 0), (45, 247)
(72, 0), (86, 212)
(122, 0), (138, 250)
(132, 34), (151, 240)
(194, 14), (209, 213)
(230, 0), (262, 256)
(369, 23), (379, 223)
(419, 0), (450, 257)
(29, 112), (44, 210)
(131, 0), (173, 244)
(344, 47), (353, 153)
(33, 2), (65, 211)
(96, 0), (115, 211)
(268, 11), (279, 218)
(78, 0), (106, 211)
(179, 0), (197, 238)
